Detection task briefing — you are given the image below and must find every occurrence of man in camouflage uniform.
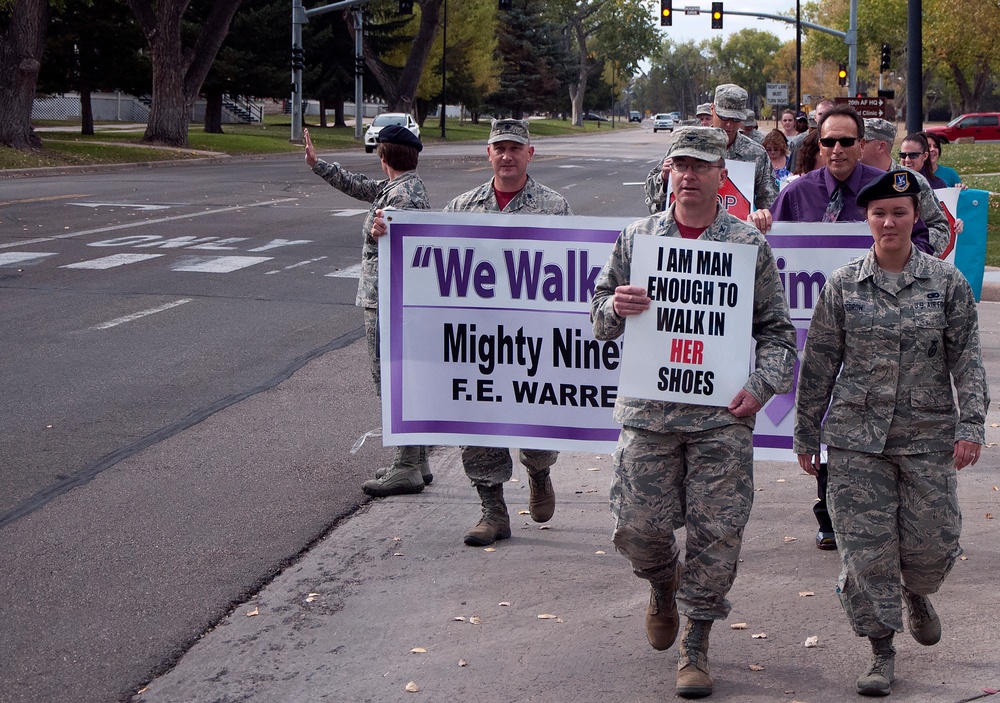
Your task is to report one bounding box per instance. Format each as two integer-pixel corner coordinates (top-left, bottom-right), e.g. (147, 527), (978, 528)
(740, 109), (765, 143)
(860, 117), (956, 254)
(304, 125), (432, 497)
(644, 85), (779, 215)
(445, 119), (573, 547)
(695, 103), (713, 127)
(592, 127), (795, 698)
(794, 170), (988, 696)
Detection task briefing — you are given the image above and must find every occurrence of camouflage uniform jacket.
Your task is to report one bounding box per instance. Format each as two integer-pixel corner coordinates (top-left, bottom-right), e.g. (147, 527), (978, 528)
(643, 133), (779, 214)
(590, 204), (796, 434)
(794, 246), (989, 455)
(888, 158), (952, 257)
(444, 174), (572, 215)
(746, 128), (766, 144)
(312, 160), (429, 308)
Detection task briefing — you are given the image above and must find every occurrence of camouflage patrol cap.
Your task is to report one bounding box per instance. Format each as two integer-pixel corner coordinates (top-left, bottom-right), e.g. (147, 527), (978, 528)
(713, 84), (748, 120)
(695, 103), (713, 117)
(488, 118), (530, 145)
(864, 117), (897, 144)
(857, 169), (920, 207)
(667, 126), (728, 162)
(744, 109), (758, 127)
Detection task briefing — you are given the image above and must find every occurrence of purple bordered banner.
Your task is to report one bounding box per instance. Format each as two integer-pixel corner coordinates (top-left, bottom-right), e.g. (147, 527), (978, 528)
(379, 213), (878, 460)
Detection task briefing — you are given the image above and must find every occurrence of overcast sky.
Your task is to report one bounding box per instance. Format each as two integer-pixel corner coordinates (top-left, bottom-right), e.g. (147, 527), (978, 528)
(655, 0), (800, 46)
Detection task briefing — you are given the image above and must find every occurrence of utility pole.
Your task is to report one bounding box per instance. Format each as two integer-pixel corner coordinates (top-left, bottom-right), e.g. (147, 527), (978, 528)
(906, 0), (922, 133)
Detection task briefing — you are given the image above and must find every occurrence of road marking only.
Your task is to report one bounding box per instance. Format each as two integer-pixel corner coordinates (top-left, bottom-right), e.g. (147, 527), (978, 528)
(91, 298), (193, 330)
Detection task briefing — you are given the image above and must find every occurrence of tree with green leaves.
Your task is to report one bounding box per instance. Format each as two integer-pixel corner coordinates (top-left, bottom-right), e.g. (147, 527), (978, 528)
(124, 0), (244, 146)
(487, 2), (565, 119)
(0, 0), (49, 150)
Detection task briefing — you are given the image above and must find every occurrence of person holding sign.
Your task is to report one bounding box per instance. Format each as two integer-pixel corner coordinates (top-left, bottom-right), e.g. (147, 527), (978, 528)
(304, 126), (433, 498)
(592, 127), (795, 699)
(794, 171), (988, 697)
(645, 84), (778, 215)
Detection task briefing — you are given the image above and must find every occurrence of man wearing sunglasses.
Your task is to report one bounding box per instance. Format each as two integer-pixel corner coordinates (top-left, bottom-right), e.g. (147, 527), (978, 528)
(860, 117), (954, 249)
(645, 84), (778, 214)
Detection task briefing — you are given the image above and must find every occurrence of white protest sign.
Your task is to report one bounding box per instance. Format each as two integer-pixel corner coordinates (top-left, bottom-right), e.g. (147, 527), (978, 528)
(616, 234), (758, 407)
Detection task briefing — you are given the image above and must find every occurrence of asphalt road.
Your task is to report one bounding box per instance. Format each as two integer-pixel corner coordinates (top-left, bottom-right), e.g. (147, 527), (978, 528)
(0, 125), (667, 703)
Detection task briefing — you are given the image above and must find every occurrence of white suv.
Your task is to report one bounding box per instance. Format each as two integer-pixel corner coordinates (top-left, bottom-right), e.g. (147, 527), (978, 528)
(364, 113), (420, 153)
(653, 114), (674, 133)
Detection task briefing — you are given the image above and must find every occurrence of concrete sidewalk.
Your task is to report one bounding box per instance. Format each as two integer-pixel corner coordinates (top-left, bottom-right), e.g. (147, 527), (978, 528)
(134, 314), (1000, 703)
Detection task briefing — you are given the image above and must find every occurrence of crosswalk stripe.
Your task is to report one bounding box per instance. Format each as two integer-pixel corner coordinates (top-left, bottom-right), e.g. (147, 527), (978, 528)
(331, 209), (369, 217)
(61, 253), (164, 269)
(0, 252), (57, 267)
(170, 256), (273, 273)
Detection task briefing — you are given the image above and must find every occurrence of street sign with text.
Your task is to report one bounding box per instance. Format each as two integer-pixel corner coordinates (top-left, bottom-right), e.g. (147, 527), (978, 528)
(766, 83), (788, 105)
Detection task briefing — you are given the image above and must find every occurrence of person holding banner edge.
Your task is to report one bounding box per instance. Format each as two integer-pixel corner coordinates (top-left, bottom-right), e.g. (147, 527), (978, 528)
(793, 170), (988, 696)
(591, 126), (796, 699)
(371, 118), (572, 547)
(304, 125), (433, 498)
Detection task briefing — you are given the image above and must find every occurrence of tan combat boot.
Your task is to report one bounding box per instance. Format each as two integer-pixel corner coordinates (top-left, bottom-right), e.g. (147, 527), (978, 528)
(374, 445), (433, 485)
(362, 446), (425, 497)
(526, 468), (555, 523)
(676, 619), (713, 698)
(903, 588), (941, 645)
(646, 562), (682, 650)
(856, 633), (895, 696)
(463, 484), (511, 546)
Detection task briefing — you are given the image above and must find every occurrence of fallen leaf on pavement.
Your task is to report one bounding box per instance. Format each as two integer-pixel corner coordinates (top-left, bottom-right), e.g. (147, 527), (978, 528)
(799, 591), (815, 597)
(960, 555), (969, 560)
(776, 479), (786, 483)
(986, 513), (994, 520)
(539, 525), (551, 530)
(484, 547), (496, 552)
(499, 602), (511, 607)
(595, 550), (606, 555)
(469, 616), (482, 625)
(784, 537), (797, 542)
(731, 623), (748, 629)
(405, 681), (419, 693)
(588, 467), (601, 471)
(537, 614), (557, 619)
(411, 648), (427, 653)
(453, 616), (466, 622)
(246, 607), (259, 617)
(751, 632), (767, 639)
(393, 552), (404, 556)
(393, 537), (402, 541)
(518, 510), (530, 515)
(458, 659), (468, 667)
(749, 664), (765, 671)
(804, 636), (819, 648)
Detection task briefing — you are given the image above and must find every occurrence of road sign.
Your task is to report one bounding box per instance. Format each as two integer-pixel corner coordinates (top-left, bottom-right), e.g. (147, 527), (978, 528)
(766, 83), (788, 105)
(835, 96), (892, 119)
(684, 5), (700, 14)
(802, 94), (811, 105)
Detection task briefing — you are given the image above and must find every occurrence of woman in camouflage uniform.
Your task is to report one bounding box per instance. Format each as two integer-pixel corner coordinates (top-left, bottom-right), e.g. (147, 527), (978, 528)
(794, 170), (989, 697)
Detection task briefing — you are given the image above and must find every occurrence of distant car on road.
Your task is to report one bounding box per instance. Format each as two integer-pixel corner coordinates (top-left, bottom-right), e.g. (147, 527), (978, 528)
(924, 113), (1000, 144)
(364, 113), (420, 153)
(582, 112), (610, 122)
(653, 113), (674, 132)
(629, 111), (642, 123)
(668, 111), (681, 122)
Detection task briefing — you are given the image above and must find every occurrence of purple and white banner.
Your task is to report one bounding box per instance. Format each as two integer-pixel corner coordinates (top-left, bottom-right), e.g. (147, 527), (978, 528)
(379, 212), (878, 460)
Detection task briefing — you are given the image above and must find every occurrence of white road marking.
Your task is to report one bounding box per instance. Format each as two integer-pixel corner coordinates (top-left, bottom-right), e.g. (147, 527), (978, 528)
(326, 262), (362, 278)
(91, 298), (193, 330)
(331, 209), (369, 217)
(557, 165), (584, 169)
(53, 198), (298, 240)
(61, 253), (164, 269)
(622, 182), (645, 186)
(170, 256), (273, 273)
(0, 238), (59, 249)
(68, 203), (172, 211)
(265, 256), (329, 274)
(0, 252), (57, 266)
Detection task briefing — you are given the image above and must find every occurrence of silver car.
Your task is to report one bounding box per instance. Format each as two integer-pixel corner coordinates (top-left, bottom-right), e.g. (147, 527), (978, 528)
(652, 113), (674, 133)
(364, 113), (420, 153)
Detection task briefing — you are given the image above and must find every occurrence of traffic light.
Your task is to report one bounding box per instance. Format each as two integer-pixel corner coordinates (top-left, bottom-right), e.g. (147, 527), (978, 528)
(711, 2), (723, 29)
(291, 46), (304, 71)
(660, 0), (672, 26)
(880, 43), (891, 71)
(399, 0), (413, 13)
(838, 63), (848, 86)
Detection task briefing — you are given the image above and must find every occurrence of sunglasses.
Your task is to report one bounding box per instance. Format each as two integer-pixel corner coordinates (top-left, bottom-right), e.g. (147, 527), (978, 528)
(819, 136), (858, 148)
(898, 151), (926, 160)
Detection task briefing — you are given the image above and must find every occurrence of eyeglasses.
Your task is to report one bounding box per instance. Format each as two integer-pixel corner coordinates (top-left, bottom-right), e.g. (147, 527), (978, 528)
(668, 160), (722, 174)
(819, 136), (858, 148)
(898, 151), (926, 160)
(716, 115), (741, 124)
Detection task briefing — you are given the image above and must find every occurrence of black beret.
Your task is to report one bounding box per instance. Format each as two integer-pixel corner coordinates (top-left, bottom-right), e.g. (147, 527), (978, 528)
(857, 169), (921, 207)
(376, 124), (422, 152)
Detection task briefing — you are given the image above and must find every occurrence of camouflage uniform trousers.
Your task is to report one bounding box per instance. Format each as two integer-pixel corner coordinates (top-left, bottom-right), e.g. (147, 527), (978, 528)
(828, 447), (962, 638)
(610, 423), (754, 621)
(462, 447), (558, 488)
(362, 307), (381, 397)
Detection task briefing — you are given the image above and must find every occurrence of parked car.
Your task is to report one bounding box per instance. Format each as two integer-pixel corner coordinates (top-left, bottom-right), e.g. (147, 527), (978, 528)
(924, 113), (1000, 144)
(629, 111), (642, 123)
(652, 113), (674, 132)
(364, 113), (420, 153)
(668, 111), (681, 121)
(582, 112), (610, 122)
